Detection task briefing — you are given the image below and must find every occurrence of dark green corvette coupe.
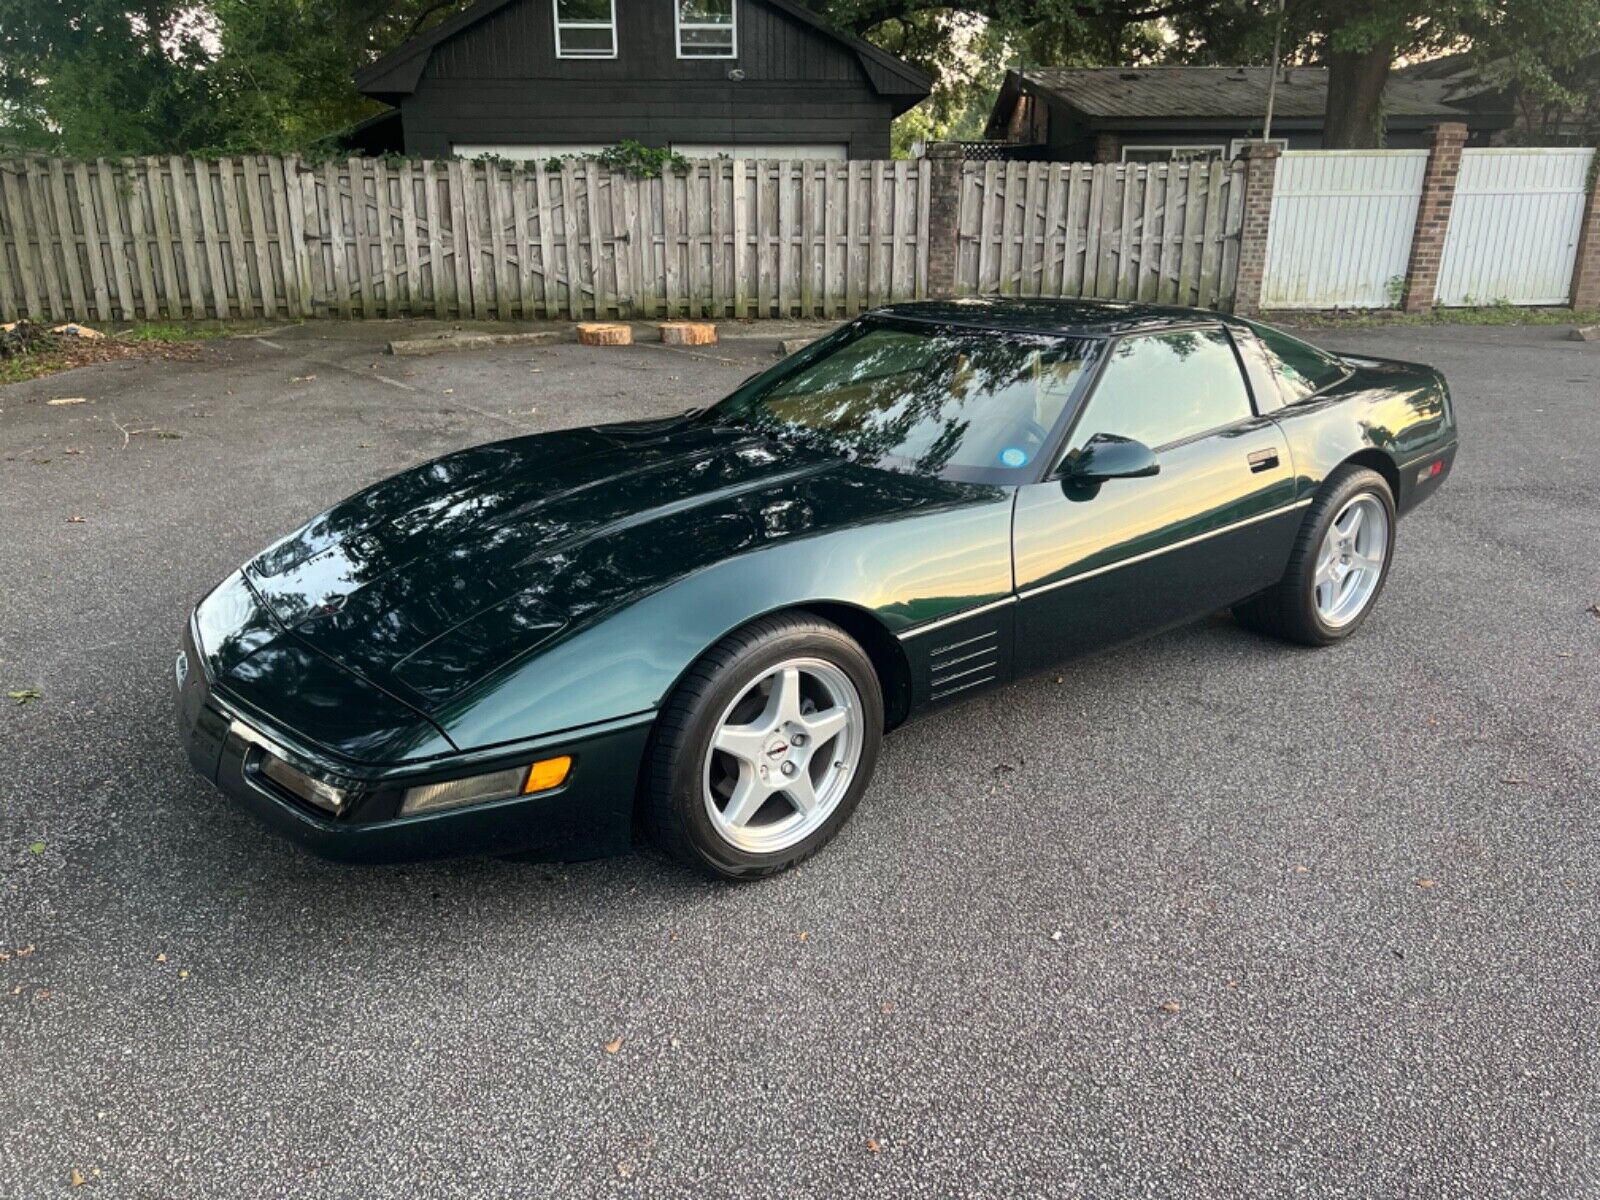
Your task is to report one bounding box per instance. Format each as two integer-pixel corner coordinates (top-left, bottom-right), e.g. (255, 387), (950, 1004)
(177, 300), (1456, 878)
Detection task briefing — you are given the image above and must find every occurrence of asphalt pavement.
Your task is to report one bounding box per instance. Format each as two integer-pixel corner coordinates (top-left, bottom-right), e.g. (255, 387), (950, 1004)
(1, 316), (1596, 1198)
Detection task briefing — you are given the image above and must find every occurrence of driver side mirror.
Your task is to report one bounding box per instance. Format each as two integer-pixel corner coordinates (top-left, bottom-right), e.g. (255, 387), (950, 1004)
(1061, 433), (1160, 482)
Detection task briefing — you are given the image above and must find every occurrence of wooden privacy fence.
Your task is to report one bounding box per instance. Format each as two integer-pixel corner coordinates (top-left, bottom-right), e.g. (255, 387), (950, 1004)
(0, 155), (931, 324)
(955, 159), (1246, 308)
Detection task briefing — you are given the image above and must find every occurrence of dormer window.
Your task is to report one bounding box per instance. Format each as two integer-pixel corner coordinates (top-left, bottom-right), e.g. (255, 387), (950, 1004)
(554, 0), (616, 58)
(677, 0), (736, 58)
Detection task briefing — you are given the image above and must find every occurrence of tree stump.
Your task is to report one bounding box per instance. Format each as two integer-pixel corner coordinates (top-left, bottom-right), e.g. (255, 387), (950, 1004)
(577, 322), (633, 346)
(659, 321), (718, 346)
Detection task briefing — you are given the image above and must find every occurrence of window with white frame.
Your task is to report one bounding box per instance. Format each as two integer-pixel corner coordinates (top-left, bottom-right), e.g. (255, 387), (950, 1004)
(677, 0), (736, 58)
(554, 0), (616, 58)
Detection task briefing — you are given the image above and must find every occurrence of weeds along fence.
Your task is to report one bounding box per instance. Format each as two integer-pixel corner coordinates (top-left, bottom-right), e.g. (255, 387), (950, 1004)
(0, 155), (931, 323)
(0, 154), (1249, 323)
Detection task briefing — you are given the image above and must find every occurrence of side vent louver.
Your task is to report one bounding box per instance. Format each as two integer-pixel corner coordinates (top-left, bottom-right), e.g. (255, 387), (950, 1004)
(928, 628), (1001, 701)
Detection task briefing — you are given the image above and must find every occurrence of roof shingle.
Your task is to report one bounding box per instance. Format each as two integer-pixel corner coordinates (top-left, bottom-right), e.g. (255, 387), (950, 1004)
(1018, 66), (1466, 121)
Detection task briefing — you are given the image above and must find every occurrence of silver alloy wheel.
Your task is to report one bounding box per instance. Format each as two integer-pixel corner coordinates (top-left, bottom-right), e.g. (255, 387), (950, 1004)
(1314, 493), (1389, 628)
(702, 657), (864, 855)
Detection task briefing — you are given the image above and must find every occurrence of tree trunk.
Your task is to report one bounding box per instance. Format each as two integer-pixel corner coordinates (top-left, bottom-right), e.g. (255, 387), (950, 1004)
(1324, 45), (1393, 148)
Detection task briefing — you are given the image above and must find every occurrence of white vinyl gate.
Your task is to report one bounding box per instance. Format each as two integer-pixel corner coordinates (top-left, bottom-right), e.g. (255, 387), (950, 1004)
(1261, 151), (1427, 309)
(1434, 148), (1595, 307)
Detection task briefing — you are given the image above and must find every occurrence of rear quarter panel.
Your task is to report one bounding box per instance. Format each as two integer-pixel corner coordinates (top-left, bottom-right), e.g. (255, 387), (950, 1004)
(1271, 356), (1456, 513)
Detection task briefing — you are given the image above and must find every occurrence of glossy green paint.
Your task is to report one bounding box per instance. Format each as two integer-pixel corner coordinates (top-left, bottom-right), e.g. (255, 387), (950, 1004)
(182, 300), (1455, 862)
(196, 414), (1015, 764)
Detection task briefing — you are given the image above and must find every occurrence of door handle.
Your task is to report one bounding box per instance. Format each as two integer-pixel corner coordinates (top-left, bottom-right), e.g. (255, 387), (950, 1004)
(1247, 448), (1279, 473)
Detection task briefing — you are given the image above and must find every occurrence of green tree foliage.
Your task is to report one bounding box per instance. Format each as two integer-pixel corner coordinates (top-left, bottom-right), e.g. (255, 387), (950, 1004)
(1165, 0), (1600, 147)
(0, 2), (223, 153)
(0, 0), (459, 155)
(3, 0), (1595, 156)
(822, 2), (1187, 153)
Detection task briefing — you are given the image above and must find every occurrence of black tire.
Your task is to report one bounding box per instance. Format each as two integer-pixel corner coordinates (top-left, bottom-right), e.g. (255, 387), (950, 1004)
(1234, 465), (1396, 647)
(645, 612), (884, 880)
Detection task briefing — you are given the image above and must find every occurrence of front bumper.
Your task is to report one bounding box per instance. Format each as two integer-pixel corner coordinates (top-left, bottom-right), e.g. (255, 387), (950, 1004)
(174, 624), (649, 864)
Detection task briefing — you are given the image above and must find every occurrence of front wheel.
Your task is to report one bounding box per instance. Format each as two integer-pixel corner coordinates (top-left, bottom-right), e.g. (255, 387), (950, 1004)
(1234, 465), (1396, 646)
(645, 613), (883, 880)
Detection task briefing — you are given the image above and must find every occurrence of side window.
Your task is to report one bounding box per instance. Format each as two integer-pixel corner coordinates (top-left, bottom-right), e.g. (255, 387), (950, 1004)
(1065, 329), (1253, 455)
(554, 0), (616, 58)
(1247, 321), (1348, 403)
(677, 0), (736, 58)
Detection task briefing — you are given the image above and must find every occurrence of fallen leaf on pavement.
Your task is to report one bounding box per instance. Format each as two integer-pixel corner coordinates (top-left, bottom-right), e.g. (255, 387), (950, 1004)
(604, 1036), (624, 1054)
(155, 953), (167, 963)
(8, 688), (42, 705)
(67, 516), (86, 524)
(866, 1139), (882, 1154)
(69, 1169), (85, 1187)
(797, 930), (810, 943)
(1160, 1000), (1182, 1013)
(28, 842), (45, 855)
(178, 970), (190, 980)
(16, 945), (35, 958)
(1417, 878), (1436, 890)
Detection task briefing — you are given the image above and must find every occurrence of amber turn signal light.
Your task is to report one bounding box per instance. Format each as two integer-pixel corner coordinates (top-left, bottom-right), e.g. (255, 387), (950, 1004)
(524, 756), (573, 794)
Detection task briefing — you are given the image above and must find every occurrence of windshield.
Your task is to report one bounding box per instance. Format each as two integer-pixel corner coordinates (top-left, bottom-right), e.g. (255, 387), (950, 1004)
(709, 318), (1098, 483)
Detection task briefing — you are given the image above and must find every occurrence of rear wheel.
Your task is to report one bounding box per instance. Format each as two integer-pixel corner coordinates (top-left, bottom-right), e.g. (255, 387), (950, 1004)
(646, 613), (883, 880)
(1234, 465), (1395, 646)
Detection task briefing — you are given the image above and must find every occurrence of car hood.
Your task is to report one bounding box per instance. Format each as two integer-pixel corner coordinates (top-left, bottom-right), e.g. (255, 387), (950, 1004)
(240, 416), (978, 715)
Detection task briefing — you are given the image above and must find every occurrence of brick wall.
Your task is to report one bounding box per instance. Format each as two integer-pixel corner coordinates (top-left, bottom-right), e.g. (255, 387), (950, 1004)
(1232, 141), (1282, 317)
(1401, 122), (1468, 314)
(1571, 171), (1600, 311)
(923, 142), (965, 299)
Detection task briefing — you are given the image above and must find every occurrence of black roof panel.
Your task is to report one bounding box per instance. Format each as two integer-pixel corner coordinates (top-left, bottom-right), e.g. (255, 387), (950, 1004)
(869, 298), (1240, 337)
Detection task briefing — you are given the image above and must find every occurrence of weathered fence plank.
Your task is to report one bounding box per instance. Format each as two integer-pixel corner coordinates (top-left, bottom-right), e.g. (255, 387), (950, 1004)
(72, 162), (111, 321)
(0, 153), (997, 322)
(0, 169), (19, 320)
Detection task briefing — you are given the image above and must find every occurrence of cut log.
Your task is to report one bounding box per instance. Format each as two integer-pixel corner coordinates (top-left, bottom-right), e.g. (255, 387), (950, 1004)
(578, 322), (633, 346)
(659, 321), (718, 346)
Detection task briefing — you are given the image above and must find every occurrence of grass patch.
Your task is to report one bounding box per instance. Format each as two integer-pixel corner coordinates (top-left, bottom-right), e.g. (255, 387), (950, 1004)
(0, 351), (69, 386)
(1272, 305), (1600, 330)
(1, 318), (221, 387)
(118, 320), (276, 342)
